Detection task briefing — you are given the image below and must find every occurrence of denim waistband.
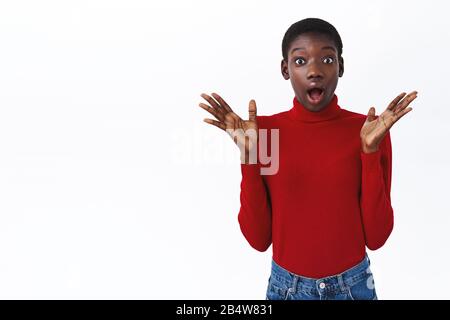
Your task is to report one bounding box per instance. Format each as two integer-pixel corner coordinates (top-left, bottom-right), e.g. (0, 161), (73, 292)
(270, 255), (372, 295)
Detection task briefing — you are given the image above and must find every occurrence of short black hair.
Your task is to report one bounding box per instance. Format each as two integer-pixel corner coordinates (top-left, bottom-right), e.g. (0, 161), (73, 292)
(282, 18), (343, 61)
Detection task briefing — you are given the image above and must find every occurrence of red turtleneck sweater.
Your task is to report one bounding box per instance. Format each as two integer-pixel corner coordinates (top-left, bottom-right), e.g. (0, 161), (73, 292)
(238, 95), (393, 278)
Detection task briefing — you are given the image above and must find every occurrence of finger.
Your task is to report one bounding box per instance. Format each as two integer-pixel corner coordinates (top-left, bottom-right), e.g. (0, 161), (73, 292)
(387, 92), (407, 110)
(248, 99), (257, 121)
(211, 92), (233, 113)
(198, 102), (225, 121)
(201, 93), (225, 116)
(394, 91), (418, 114)
(392, 107), (413, 123)
(203, 118), (226, 130)
(366, 106), (376, 122)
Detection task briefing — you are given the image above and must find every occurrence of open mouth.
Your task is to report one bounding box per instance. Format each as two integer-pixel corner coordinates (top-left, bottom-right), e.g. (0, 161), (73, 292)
(307, 88), (325, 105)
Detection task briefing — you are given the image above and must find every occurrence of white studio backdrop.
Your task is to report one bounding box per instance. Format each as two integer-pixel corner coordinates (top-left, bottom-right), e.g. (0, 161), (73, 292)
(0, 0), (449, 299)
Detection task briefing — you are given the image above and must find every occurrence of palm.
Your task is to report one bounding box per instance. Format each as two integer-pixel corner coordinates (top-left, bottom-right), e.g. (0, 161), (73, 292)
(360, 91), (417, 151)
(360, 108), (397, 146)
(234, 116), (258, 153)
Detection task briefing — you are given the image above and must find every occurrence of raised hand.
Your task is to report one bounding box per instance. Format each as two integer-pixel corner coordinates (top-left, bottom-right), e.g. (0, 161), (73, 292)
(360, 91), (418, 153)
(199, 93), (258, 164)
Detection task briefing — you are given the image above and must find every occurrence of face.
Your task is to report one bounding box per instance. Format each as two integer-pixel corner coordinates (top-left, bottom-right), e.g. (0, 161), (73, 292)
(281, 32), (344, 112)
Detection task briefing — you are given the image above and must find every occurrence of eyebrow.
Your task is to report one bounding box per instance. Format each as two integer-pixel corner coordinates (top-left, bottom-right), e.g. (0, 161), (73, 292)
(290, 46), (336, 54)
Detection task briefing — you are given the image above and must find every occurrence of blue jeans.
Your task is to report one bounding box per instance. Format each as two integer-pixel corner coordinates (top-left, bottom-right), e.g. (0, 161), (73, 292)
(266, 255), (378, 300)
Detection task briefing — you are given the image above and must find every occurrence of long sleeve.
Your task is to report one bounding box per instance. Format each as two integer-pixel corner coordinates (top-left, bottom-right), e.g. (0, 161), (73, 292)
(359, 131), (394, 250)
(233, 95), (396, 277)
(238, 163), (272, 252)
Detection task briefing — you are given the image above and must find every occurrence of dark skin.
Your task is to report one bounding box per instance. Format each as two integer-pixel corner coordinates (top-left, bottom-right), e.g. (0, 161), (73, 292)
(281, 32), (344, 112)
(199, 92), (257, 164)
(199, 32), (418, 158)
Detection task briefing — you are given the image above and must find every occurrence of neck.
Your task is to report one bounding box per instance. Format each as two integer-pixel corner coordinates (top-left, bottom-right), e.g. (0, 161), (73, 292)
(289, 94), (341, 123)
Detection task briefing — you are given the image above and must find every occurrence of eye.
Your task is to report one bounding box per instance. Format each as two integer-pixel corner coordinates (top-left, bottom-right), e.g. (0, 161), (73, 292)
(294, 57), (306, 65)
(323, 57), (335, 64)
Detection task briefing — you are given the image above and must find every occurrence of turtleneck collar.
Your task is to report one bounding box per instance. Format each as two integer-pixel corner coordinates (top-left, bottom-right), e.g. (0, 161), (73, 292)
(289, 94), (341, 123)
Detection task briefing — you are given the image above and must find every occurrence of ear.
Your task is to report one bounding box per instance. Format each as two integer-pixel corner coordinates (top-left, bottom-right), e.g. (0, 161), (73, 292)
(281, 59), (290, 80)
(338, 56), (344, 77)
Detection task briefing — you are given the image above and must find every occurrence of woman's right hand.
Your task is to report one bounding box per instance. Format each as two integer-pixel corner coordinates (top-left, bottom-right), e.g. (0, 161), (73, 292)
(199, 93), (258, 164)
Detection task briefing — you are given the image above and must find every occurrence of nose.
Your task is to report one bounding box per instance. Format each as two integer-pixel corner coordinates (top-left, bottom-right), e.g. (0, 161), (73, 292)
(307, 62), (324, 80)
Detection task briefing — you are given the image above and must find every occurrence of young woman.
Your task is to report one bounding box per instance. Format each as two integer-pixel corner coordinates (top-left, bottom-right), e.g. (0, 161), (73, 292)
(198, 18), (417, 300)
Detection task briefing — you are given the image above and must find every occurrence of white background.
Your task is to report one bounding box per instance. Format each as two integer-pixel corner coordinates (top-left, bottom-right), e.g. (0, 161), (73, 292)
(0, 0), (449, 299)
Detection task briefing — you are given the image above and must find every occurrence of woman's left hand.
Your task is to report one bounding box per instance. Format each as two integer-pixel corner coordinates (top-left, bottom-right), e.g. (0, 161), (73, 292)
(360, 91), (418, 153)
